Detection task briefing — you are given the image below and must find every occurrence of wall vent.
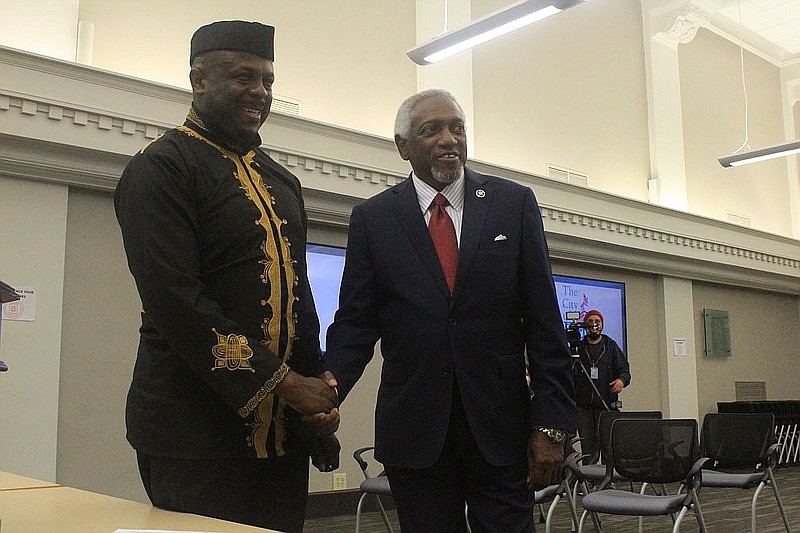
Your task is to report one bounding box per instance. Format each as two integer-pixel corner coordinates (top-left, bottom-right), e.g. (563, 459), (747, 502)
(725, 210), (751, 227)
(735, 381), (766, 401)
(272, 95), (300, 116)
(546, 164), (588, 187)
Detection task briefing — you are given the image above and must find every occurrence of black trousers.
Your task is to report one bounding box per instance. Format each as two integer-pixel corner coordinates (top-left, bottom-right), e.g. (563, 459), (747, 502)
(385, 386), (535, 533)
(137, 448), (309, 532)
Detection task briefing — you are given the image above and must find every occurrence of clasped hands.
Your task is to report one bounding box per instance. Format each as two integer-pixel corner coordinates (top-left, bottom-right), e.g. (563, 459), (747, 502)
(276, 370), (341, 472)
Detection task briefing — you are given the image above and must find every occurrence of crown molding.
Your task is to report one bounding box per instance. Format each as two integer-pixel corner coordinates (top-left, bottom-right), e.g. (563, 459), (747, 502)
(1, 47), (798, 294)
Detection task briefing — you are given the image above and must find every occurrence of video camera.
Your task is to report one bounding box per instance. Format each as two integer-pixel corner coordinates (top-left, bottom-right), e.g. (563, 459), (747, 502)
(564, 311), (588, 358)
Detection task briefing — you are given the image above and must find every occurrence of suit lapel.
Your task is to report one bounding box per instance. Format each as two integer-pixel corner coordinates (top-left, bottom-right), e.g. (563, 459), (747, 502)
(394, 176), (452, 295)
(454, 168), (491, 296)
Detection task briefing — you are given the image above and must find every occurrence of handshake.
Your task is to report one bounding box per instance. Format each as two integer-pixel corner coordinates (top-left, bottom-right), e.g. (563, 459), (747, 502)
(275, 369), (341, 473)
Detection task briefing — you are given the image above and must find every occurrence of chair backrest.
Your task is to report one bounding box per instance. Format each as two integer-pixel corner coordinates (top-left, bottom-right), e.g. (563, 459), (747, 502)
(597, 410), (662, 465)
(353, 446), (385, 480)
(611, 418), (699, 484)
(700, 412), (775, 468)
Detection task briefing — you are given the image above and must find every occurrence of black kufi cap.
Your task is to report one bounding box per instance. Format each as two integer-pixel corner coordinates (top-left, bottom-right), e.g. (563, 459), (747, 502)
(190, 20), (275, 64)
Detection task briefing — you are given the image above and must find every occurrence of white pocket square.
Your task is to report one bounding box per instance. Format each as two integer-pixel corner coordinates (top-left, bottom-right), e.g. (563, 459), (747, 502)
(493, 234), (507, 241)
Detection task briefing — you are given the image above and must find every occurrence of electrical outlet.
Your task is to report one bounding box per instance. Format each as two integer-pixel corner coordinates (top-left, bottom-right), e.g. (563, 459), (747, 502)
(332, 472), (347, 491)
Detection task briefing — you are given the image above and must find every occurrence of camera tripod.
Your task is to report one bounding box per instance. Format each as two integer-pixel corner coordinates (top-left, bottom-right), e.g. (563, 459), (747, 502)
(572, 351), (612, 412)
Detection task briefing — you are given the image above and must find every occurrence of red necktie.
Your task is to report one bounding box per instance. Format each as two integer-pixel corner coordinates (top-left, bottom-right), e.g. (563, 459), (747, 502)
(428, 193), (458, 293)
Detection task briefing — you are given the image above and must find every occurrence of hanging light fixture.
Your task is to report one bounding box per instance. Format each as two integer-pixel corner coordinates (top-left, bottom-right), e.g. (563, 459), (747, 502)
(407, 0), (587, 66)
(717, 0), (799, 167)
(718, 140), (800, 167)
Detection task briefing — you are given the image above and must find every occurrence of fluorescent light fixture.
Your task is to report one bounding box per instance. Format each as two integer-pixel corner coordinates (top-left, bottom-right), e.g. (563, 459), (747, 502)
(407, 0), (586, 65)
(718, 140), (800, 167)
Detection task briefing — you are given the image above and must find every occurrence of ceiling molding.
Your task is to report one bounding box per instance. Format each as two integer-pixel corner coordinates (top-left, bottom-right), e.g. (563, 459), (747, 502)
(646, 0), (800, 67)
(2, 47), (798, 295)
(650, 1), (712, 48)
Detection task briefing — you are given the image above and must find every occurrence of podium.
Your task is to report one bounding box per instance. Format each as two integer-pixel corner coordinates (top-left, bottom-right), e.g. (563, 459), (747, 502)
(0, 280), (20, 372)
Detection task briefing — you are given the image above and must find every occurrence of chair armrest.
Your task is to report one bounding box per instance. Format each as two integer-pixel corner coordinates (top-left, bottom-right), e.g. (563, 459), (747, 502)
(562, 450), (580, 470)
(565, 452), (584, 474)
(687, 456), (710, 491)
(688, 456), (709, 478)
(764, 442), (781, 469)
(353, 446), (375, 472)
(572, 435), (600, 465)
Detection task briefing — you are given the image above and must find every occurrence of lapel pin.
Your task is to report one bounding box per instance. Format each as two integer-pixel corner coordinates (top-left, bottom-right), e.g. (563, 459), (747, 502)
(476, 189), (485, 198)
(494, 234), (507, 241)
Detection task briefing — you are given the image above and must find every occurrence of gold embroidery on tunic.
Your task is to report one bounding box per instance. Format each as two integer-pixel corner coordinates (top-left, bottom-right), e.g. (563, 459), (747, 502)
(238, 362), (290, 417)
(179, 123), (299, 459)
(211, 328), (255, 372)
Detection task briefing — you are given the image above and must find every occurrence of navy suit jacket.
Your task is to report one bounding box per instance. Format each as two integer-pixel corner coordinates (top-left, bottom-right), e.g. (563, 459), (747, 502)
(325, 167), (575, 469)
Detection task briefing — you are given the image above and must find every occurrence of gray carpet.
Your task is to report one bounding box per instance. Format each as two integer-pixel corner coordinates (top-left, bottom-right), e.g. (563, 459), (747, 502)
(304, 465), (799, 532)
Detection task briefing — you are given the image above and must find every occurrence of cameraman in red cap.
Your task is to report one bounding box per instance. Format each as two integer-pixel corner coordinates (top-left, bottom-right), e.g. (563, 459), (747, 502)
(574, 309), (630, 459)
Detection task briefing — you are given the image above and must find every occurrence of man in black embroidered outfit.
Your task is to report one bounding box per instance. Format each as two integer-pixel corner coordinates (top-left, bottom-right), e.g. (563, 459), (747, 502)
(115, 20), (339, 531)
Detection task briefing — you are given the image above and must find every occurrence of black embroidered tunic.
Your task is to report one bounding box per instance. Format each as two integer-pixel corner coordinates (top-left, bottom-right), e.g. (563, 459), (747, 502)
(115, 108), (323, 460)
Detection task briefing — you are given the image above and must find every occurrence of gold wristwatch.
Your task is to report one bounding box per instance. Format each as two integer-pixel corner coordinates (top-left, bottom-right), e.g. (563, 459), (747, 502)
(535, 427), (567, 445)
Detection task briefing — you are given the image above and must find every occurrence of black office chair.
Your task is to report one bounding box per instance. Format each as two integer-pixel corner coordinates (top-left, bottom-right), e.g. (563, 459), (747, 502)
(353, 446), (394, 533)
(571, 410), (663, 529)
(578, 418), (708, 533)
(577, 410), (663, 491)
(699, 412), (793, 533)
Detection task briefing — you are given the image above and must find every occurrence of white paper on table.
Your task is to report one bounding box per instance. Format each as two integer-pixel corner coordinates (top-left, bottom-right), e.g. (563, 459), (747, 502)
(113, 530), (226, 533)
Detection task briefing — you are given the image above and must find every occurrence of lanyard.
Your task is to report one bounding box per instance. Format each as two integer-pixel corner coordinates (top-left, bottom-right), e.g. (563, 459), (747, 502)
(586, 343), (606, 367)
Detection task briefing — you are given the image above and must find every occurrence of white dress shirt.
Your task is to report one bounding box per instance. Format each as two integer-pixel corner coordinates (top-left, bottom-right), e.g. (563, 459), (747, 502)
(411, 174), (465, 247)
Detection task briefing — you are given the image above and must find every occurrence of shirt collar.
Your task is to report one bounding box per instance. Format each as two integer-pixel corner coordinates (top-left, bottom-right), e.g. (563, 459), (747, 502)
(411, 173), (465, 214)
(186, 105), (262, 155)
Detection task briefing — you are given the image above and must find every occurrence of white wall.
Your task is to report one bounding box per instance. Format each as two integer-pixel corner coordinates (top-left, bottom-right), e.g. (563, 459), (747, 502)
(681, 29), (793, 237)
(56, 188), (145, 499)
(0, 0), (79, 61)
(77, 0), (419, 139)
(0, 177), (68, 481)
(693, 282), (800, 418)
(472, 0), (652, 203)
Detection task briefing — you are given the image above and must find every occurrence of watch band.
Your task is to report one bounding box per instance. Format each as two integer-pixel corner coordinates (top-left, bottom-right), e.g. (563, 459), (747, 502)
(535, 426), (567, 445)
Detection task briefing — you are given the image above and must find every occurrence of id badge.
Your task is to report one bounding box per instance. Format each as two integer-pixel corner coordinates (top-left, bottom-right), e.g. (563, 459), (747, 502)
(590, 366), (599, 380)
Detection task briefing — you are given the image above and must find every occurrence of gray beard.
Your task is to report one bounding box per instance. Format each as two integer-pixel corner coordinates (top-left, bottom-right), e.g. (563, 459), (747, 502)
(432, 165), (464, 184)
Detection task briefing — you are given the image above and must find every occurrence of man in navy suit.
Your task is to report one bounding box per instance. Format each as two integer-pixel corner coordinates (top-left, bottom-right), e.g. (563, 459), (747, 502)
(325, 89), (575, 532)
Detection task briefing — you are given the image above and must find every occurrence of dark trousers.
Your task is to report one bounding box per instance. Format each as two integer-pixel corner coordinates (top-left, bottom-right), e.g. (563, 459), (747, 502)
(137, 448), (309, 532)
(385, 387), (534, 533)
(577, 406), (609, 460)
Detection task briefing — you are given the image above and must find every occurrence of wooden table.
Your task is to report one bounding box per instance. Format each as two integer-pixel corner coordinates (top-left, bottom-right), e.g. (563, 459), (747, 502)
(0, 485), (277, 532)
(0, 471), (58, 491)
